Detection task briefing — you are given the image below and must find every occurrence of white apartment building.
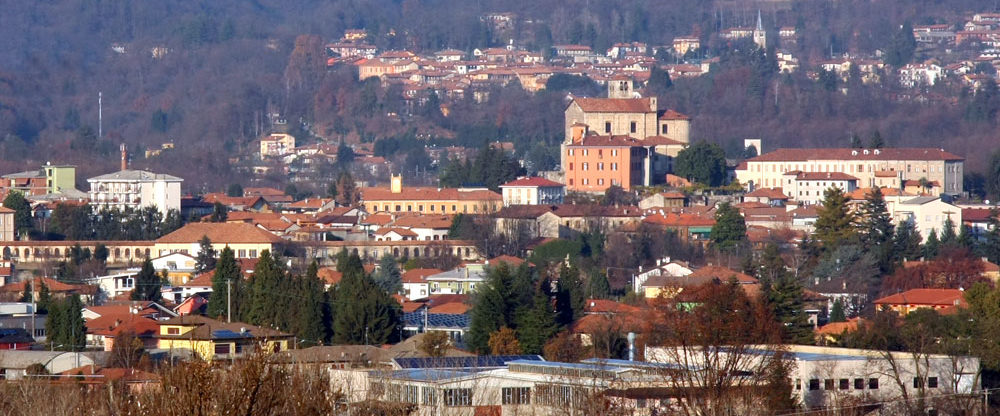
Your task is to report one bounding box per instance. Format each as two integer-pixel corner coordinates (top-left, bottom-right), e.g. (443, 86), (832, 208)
(782, 171), (859, 205)
(736, 147), (964, 195)
(87, 169), (183, 214)
(499, 177), (565, 206)
(892, 196), (962, 242)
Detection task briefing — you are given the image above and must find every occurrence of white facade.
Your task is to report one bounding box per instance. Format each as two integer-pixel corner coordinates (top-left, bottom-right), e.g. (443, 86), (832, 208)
(88, 170), (183, 214)
(891, 196), (962, 243)
(500, 184), (565, 206)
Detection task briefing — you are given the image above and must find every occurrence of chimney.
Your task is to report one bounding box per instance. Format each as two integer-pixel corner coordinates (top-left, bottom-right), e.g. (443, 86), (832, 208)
(390, 174), (403, 194)
(120, 143), (128, 171)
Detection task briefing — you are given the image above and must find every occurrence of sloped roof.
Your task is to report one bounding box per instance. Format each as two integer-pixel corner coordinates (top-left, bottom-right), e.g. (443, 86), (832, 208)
(156, 222), (283, 244)
(657, 109), (691, 120)
(361, 187), (501, 202)
(688, 265), (757, 284)
(572, 97), (655, 113)
(501, 177), (564, 187)
(643, 212), (715, 227)
(747, 148), (964, 162)
(874, 288), (966, 307)
(390, 214), (453, 229)
(88, 169), (182, 182)
(745, 187), (788, 200)
(156, 315), (290, 340)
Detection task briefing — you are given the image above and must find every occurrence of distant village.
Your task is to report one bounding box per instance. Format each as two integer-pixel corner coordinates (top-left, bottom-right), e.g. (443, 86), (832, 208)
(2, 10), (1000, 416)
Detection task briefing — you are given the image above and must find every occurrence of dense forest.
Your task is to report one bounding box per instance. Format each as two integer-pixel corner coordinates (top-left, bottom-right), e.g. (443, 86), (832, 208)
(1, 0), (999, 192)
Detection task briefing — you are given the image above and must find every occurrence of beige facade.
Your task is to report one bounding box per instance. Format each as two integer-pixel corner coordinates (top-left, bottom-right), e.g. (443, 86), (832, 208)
(259, 133), (296, 158)
(360, 174), (501, 215)
(736, 148), (964, 194)
(891, 196), (962, 243)
(0, 208), (13, 241)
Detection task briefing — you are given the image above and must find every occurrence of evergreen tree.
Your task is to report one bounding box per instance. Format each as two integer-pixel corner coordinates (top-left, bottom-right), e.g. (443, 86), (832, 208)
(510, 263), (536, 309)
(587, 271), (611, 299)
(858, 188), (896, 275)
(210, 202), (228, 222)
(246, 250), (283, 327)
(849, 134), (863, 149)
(710, 202), (748, 252)
(3, 190), (33, 238)
(64, 295), (85, 351)
(958, 224), (975, 251)
(884, 22), (917, 67)
(893, 220), (924, 262)
(130, 259), (161, 302)
(206, 247), (240, 320)
(939, 217), (958, 248)
(985, 211), (1000, 263)
(674, 141), (727, 186)
(924, 229), (940, 259)
(372, 255), (402, 294)
(194, 236), (217, 274)
(331, 254), (401, 344)
(19, 280), (32, 303)
(37, 282), (51, 313)
(296, 261), (328, 346)
(814, 187), (856, 250)
(829, 299), (846, 322)
(45, 299), (65, 350)
(868, 130), (885, 149)
(757, 244), (813, 343)
(93, 244), (109, 263)
(555, 263), (585, 325)
(467, 264), (514, 353)
(516, 282), (560, 354)
(226, 183), (244, 197)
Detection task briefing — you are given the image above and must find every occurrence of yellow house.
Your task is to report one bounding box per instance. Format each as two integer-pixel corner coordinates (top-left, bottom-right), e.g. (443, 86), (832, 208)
(157, 315), (292, 361)
(360, 174), (501, 215)
(154, 222), (283, 259)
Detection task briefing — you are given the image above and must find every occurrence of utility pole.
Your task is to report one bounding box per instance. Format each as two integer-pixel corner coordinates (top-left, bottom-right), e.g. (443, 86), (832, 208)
(226, 279), (232, 323)
(98, 92), (103, 140)
(30, 276), (35, 343)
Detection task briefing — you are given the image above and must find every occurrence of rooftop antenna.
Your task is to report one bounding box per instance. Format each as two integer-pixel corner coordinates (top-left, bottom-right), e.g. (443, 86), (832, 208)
(98, 91), (103, 140)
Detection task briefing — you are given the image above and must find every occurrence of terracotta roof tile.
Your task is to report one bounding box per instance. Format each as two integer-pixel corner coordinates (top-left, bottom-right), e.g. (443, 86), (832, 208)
(156, 223), (283, 244)
(402, 268), (443, 283)
(573, 97), (654, 113)
(748, 148), (964, 162)
(501, 177), (565, 187)
(874, 288), (966, 307)
(361, 187), (500, 202)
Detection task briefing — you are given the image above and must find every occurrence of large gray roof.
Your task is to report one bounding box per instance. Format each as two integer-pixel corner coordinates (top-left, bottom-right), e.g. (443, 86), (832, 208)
(87, 169), (183, 182)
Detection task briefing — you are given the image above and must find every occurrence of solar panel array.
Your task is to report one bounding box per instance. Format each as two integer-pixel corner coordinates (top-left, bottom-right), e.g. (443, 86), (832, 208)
(393, 355), (543, 369)
(403, 312), (470, 329)
(211, 329), (250, 339)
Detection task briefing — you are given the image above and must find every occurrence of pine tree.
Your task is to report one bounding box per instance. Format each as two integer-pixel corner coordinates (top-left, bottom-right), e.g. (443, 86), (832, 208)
(958, 224), (976, 251)
(555, 263), (585, 325)
(296, 261), (328, 346)
(210, 202), (228, 222)
(924, 229), (940, 259)
(64, 295), (86, 351)
(19, 280), (31, 303)
(757, 244), (813, 344)
(207, 247), (239, 320)
(894, 220), (924, 262)
(45, 298), (64, 349)
(37, 282), (50, 313)
(467, 266), (512, 353)
(331, 254), (401, 344)
(940, 217), (958, 248)
(587, 271), (611, 299)
(372, 255), (402, 294)
(710, 202), (748, 252)
(830, 299), (847, 322)
(516, 283), (560, 354)
(985, 211), (1000, 263)
(858, 188), (896, 275)
(194, 236), (217, 274)
(814, 187), (856, 250)
(131, 259), (161, 302)
(247, 250), (282, 327)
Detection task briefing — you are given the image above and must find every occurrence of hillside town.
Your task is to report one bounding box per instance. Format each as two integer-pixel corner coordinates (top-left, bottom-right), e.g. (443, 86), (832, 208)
(6, 5), (1000, 416)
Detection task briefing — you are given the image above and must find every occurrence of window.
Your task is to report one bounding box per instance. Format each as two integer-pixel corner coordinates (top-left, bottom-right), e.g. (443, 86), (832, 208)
(661, 124), (668, 134)
(598, 162), (604, 170)
(583, 163), (589, 171)
(928, 377), (938, 388)
(794, 379), (801, 390)
(444, 388), (472, 406)
(808, 379), (819, 390)
(421, 387), (437, 404)
(238, 249), (246, 258)
(167, 327), (180, 335)
(249, 250), (257, 258)
(403, 385), (420, 403)
(605, 122), (612, 133)
(839, 379), (849, 390)
(569, 179), (574, 185)
(417, 205), (423, 212)
(869, 378), (879, 389)
(395, 205), (401, 211)
(824, 379), (834, 390)
(855, 378), (865, 390)
(598, 179), (604, 185)
(568, 149), (574, 156)
(583, 179), (589, 185)
(502, 387), (531, 405)
(913, 377), (924, 388)
(583, 149), (588, 156)
(630, 121), (637, 133)
(612, 163), (618, 171)
(214, 343), (231, 355)
(569, 163), (573, 170)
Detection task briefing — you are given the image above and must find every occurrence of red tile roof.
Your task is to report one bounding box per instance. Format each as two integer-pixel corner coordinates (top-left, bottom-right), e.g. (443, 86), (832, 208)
(874, 288), (966, 307)
(360, 187), (501, 202)
(816, 318), (863, 336)
(402, 268), (443, 283)
(745, 187), (788, 200)
(584, 299), (640, 314)
(375, 227), (419, 237)
(962, 208), (997, 222)
(429, 302), (469, 314)
(658, 109), (691, 120)
(688, 265), (757, 284)
(0, 277), (96, 294)
(748, 148), (964, 162)
(643, 213), (715, 227)
(156, 222), (283, 244)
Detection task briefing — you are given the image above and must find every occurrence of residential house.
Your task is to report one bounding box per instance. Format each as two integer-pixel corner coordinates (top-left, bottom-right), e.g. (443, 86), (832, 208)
(499, 177), (565, 206)
(782, 171), (859, 205)
(88, 169), (183, 214)
(0, 329), (33, 350)
(259, 133), (296, 158)
(156, 315), (292, 361)
(672, 36), (700, 55)
(639, 192), (687, 209)
(401, 268), (442, 301)
(873, 288), (967, 316)
(426, 263), (488, 295)
(892, 196), (962, 243)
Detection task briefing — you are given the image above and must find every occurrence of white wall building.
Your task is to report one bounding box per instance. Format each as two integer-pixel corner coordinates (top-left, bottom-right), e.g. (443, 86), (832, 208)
(88, 170), (183, 214)
(500, 177), (566, 206)
(891, 196), (962, 242)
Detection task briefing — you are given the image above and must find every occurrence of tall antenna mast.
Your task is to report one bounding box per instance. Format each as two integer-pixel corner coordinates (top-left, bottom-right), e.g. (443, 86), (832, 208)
(98, 91), (103, 139)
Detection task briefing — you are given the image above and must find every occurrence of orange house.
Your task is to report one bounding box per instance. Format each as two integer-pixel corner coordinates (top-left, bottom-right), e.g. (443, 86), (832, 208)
(563, 131), (651, 193)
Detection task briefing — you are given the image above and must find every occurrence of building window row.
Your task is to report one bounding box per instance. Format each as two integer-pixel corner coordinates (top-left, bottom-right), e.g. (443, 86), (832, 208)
(805, 378), (879, 391)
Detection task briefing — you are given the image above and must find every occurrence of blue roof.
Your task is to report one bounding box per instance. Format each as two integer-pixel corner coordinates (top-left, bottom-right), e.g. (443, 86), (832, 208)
(380, 369), (473, 381)
(394, 355), (543, 369)
(403, 312), (470, 329)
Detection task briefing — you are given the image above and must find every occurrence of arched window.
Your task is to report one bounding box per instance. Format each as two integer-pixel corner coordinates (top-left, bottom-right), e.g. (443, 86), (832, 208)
(115, 248), (121, 258)
(2, 247), (10, 259)
(145, 249), (150, 257)
(412, 248), (420, 258)
(54, 248), (60, 257)
(393, 248), (399, 257)
(125, 248), (131, 258)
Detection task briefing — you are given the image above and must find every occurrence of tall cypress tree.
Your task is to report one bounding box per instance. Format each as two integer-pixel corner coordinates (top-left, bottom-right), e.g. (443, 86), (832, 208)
(194, 236), (217, 274)
(247, 250), (282, 327)
(45, 299), (65, 350)
(924, 229), (941, 259)
(207, 247), (240, 320)
(555, 263), (585, 326)
(3, 190), (33, 238)
(858, 188), (895, 275)
(296, 261), (328, 346)
(65, 295), (86, 351)
(130, 259), (161, 302)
